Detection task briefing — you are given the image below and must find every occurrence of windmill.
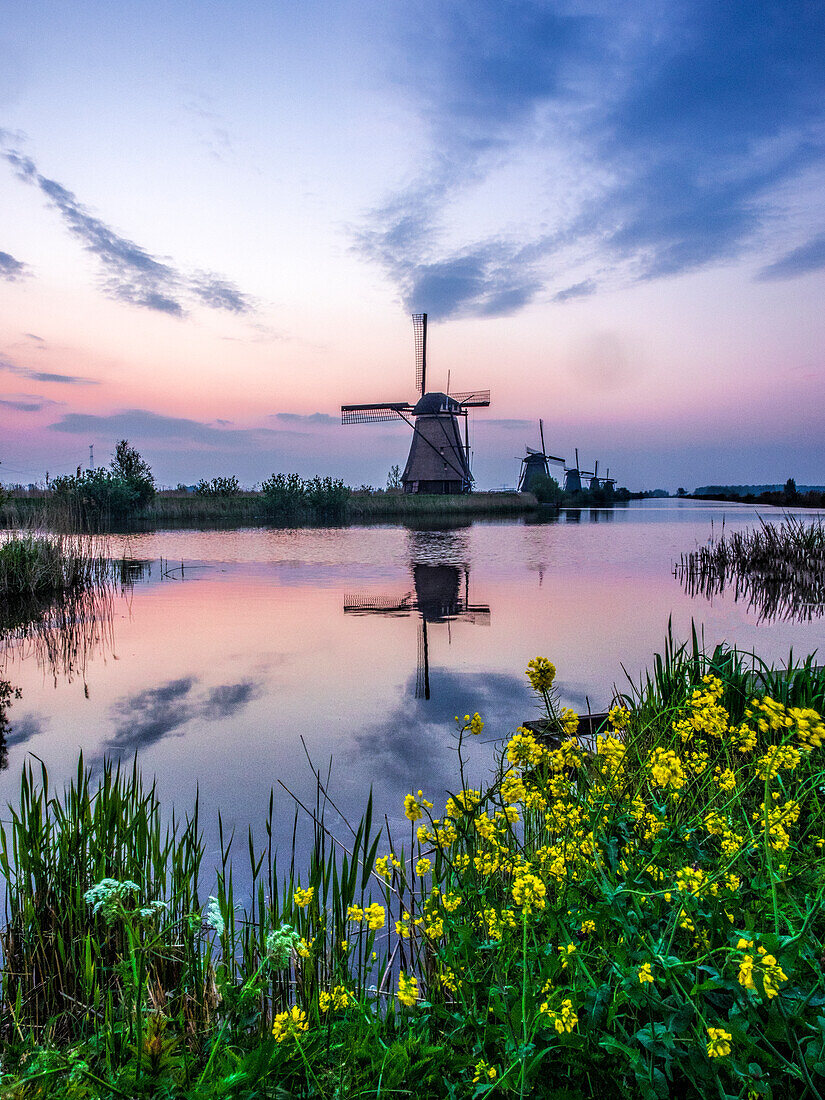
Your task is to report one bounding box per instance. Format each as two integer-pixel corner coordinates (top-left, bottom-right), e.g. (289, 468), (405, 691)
(563, 449), (583, 494)
(589, 460), (601, 492)
(343, 563), (490, 700)
(341, 313), (491, 494)
(517, 419), (565, 493)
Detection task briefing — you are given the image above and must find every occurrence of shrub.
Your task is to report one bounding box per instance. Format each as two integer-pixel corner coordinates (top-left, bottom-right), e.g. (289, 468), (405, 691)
(260, 472), (350, 519)
(193, 476), (241, 498)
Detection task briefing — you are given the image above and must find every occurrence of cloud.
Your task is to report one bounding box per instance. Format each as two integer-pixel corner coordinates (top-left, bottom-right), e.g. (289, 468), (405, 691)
(553, 279), (596, 303)
(5, 713), (45, 747)
(482, 418), (534, 430)
(0, 393), (63, 412)
(357, 0), (825, 319)
(0, 249), (28, 280)
(106, 676), (259, 752)
(1, 145), (254, 318)
(272, 412), (338, 426)
(50, 407), (282, 447)
(757, 232), (825, 280)
(0, 354), (99, 386)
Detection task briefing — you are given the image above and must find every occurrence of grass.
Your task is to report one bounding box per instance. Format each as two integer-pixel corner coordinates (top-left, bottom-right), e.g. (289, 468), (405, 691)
(0, 639), (824, 1097)
(0, 532), (112, 599)
(3, 488), (538, 531)
(676, 514), (825, 622)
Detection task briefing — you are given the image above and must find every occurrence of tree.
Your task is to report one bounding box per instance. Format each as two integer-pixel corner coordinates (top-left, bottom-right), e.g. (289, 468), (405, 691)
(110, 440), (155, 508)
(676, 487), (687, 497)
(386, 464), (402, 491)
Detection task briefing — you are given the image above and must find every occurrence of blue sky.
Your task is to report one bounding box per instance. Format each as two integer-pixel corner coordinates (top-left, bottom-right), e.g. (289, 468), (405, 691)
(1, 0), (824, 489)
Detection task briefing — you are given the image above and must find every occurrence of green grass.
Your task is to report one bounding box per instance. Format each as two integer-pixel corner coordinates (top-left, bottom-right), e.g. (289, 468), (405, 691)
(1, 639), (824, 1097)
(0, 532), (111, 598)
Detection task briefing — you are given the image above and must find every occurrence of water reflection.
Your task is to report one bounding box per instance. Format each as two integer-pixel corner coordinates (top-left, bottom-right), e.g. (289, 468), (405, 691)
(0, 587), (119, 686)
(344, 530), (490, 699)
(677, 562), (825, 624)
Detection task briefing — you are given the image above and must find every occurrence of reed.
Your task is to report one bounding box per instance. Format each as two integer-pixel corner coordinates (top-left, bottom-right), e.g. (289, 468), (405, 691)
(676, 513), (825, 622)
(0, 531), (112, 598)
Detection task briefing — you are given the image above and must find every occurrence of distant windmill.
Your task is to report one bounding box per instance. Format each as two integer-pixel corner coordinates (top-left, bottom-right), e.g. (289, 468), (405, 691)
(343, 564), (490, 700)
(341, 314), (491, 494)
(517, 419), (565, 493)
(564, 449), (583, 494)
(589, 460), (601, 492)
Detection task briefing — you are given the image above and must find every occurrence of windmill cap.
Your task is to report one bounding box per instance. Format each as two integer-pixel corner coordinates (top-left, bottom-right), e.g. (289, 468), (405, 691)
(413, 391), (461, 415)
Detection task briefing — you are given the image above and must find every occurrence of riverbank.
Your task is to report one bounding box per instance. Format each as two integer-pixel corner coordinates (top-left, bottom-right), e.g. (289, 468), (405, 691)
(0, 641), (822, 1098)
(1, 489), (538, 529)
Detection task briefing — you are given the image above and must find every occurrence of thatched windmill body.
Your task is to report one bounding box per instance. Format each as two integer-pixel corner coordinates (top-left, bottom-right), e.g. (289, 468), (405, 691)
(341, 314), (490, 494)
(518, 419), (565, 493)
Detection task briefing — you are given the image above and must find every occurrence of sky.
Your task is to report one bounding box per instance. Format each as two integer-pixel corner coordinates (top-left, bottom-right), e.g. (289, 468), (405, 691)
(1, 0), (824, 491)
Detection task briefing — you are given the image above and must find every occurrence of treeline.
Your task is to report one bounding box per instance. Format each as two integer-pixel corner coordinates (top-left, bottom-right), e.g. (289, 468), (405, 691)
(1, 443), (351, 527)
(693, 478), (825, 508)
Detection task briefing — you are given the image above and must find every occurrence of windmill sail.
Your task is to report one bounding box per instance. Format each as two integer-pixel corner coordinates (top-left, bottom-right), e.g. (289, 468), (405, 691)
(341, 402), (411, 424)
(451, 390), (491, 407)
(413, 313), (427, 396)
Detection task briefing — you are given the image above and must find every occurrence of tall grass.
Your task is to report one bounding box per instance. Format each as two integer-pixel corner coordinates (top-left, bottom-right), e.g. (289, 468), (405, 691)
(0, 532), (111, 598)
(677, 514), (825, 622)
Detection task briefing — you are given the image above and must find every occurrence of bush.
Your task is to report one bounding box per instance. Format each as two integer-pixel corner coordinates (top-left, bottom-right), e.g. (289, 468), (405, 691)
(531, 473), (562, 504)
(193, 476), (241, 498)
(260, 472), (350, 519)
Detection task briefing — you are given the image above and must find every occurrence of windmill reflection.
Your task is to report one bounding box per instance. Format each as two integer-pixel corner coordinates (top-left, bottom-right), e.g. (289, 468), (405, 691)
(344, 550), (490, 700)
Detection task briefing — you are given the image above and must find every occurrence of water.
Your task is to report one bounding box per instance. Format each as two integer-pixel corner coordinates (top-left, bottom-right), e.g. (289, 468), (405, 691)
(2, 499), (824, 879)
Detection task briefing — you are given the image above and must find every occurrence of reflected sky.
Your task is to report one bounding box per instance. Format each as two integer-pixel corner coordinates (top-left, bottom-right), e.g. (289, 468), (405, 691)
(1, 500), (824, 884)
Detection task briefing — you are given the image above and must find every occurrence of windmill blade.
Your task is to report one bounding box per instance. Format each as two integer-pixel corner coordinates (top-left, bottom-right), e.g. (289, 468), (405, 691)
(341, 402), (412, 424)
(539, 418), (546, 455)
(547, 454), (565, 465)
(343, 592), (414, 614)
(413, 313), (427, 396)
(452, 389), (490, 406)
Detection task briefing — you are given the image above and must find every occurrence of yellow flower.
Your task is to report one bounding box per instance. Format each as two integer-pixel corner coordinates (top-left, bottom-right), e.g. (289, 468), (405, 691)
(706, 1028), (732, 1058)
(395, 912), (411, 938)
(608, 704), (631, 730)
(646, 747), (686, 790)
(511, 872), (547, 914)
(347, 904), (364, 922)
(415, 857), (432, 876)
(397, 971), (419, 1008)
(293, 886), (314, 908)
(365, 902), (385, 930)
(468, 712), (485, 735)
(404, 791), (431, 821)
(738, 955), (756, 991)
(373, 856), (391, 880)
(638, 963), (654, 984)
(526, 656), (556, 693)
(271, 1005), (308, 1042)
(540, 997), (578, 1033)
(472, 1061), (497, 1083)
(318, 985), (352, 1012)
(580, 919), (596, 934)
(296, 937), (313, 958)
(560, 707), (579, 737)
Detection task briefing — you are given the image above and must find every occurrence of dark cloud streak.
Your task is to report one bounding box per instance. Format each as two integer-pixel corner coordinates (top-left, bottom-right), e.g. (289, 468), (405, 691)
(2, 146), (253, 318)
(0, 249), (28, 280)
(358, 0), (825, 319)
